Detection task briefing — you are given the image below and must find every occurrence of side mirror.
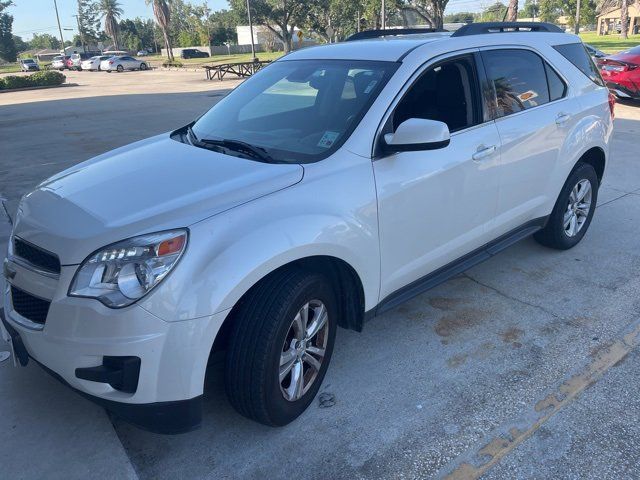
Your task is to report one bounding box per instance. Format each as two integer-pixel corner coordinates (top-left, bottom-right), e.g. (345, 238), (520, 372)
(382, 118), (450, 154)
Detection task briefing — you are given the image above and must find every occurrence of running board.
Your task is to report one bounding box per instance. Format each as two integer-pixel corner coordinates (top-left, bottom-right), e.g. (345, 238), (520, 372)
(367, 217), (547, 319)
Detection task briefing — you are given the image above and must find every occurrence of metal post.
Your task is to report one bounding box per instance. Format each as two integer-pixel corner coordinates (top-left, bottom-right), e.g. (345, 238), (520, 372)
(246, 0), (257, 62)
(53, 0), (65, 54)
(381, 0), (386, 29)
(73, 14), (86, 52)
(574, 0), (581, 35)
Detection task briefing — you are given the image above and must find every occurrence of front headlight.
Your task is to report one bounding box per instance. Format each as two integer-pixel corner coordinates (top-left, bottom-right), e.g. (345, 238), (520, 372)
(69, 229), (188, 308)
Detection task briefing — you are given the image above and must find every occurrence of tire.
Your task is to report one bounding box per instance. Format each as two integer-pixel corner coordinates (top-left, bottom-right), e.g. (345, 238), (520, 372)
(225, 268), (337, 426)
(534, 162), (599, 250)
(140, 63), (147, 71)
(116, 65), (124, 72)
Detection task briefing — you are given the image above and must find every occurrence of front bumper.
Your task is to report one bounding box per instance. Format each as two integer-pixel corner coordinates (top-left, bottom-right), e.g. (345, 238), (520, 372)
(1, 309), (202, 433)
(1, 264), (228, 433)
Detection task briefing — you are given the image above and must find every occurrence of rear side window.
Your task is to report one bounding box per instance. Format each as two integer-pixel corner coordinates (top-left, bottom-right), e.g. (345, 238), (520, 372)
(553, 43), (605, 86)
(545, 63), (566, 101)
(482, 49), (551, 118)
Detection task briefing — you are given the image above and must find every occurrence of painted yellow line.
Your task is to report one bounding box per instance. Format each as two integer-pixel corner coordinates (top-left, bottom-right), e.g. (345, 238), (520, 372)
(445, 324), (640, 480)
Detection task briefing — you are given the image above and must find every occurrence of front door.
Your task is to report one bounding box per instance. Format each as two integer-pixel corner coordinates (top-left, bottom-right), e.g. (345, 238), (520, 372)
(374, 53), (502, 300)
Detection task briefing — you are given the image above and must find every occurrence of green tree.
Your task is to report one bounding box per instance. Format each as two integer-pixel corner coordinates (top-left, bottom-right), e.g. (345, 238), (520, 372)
(399, 0), (450, 29)
(0, 0), (16, 62)
(304, 0), (361, 42)
(538, 0), (561, 23)
(29, 33), (61, 50)
(147, 0), (174, 61)
(77, 0), (101, 45)
(229, 0), (308, 53)
(97, 0), (123, 49)
(13, 34), (27, 53)
(444, 11), (474, 23)
(520, 0), (539, 18)
(480, 1), (508, 21)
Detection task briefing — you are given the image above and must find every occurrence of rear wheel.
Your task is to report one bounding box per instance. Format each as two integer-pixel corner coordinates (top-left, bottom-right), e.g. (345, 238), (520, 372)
(534, 162), (599, 250)
(140, 63), (147, 71)
(225, 269), (337, 426)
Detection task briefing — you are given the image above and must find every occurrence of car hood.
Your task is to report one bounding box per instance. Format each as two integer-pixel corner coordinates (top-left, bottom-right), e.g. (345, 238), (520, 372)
(13, 134), (304, 264)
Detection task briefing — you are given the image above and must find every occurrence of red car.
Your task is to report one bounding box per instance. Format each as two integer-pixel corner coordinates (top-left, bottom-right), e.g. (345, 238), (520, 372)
(599, 45), (640, 100)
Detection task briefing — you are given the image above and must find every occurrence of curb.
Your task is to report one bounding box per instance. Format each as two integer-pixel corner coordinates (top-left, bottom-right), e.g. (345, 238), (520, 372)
(0, 82), (78, 94)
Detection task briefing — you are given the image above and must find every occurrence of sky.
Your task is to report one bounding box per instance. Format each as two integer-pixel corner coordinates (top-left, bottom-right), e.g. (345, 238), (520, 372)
(9, 0), (494, 41)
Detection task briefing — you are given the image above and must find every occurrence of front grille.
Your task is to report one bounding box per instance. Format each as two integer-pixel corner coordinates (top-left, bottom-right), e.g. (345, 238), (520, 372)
(11, 286), (51, 325)
(14, 237), (61, 274)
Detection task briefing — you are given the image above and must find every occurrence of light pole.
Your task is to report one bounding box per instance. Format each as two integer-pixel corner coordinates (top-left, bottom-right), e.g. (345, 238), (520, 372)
(381, 0), (386, 29)
(574, 0), (581, 34)
(53, 0), (65, 54)
(246, 0), (257, 62)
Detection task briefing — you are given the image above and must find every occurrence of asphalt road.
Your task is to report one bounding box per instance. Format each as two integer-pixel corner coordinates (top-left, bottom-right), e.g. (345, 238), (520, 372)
(1, 70), (640, 480)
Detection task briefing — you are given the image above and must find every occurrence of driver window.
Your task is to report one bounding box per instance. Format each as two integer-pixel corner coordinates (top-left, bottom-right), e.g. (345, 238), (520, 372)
(393, 55), (480, 133)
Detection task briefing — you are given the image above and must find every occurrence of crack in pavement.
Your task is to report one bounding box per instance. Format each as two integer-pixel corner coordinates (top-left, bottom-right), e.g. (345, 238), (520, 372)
(441, 316), (640, 480)
(462, 272), (565, 321)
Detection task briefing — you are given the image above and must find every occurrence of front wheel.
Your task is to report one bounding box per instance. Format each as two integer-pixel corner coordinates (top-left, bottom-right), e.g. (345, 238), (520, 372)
(225, 269), (337, 426)
(116, 65), (124, 72)
(140, 63), (147, 71)
(534, 162), (599, 250)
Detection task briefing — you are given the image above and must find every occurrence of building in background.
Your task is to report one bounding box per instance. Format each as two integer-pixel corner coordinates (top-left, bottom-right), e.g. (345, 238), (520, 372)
(597, 3), (640, 35)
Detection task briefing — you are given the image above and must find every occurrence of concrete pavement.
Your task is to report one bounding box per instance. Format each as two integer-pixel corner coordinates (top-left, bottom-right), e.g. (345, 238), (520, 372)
(1, 70), (640, 479)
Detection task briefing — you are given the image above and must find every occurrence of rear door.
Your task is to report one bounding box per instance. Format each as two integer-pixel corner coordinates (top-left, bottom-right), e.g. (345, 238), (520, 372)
(481, 47), (576, 235)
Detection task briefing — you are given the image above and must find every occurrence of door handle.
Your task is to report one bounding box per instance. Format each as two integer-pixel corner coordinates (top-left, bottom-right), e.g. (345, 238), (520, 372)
(556, 112), (571, 125)
(472, 145), (497, 161)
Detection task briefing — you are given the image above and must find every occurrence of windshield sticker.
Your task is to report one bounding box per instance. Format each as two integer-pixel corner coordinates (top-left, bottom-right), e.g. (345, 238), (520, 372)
(318, 131), (340, 149)
(363, 80), (378, 94)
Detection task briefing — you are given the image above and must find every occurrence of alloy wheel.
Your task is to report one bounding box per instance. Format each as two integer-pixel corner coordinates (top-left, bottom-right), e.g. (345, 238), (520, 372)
(564, 179), (592, 237)
(279, 300), (329, 402)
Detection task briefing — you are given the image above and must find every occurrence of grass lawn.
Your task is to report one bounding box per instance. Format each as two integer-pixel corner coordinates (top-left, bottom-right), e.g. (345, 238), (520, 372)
(579, 32), (640, 53)
(144, 51), (285, 68)
(0, 64), (21, 74)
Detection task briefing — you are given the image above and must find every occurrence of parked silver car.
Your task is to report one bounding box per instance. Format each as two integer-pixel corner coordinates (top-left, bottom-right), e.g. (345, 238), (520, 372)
(51, 55), (70, 71)
(19, 59), (40, 72)
(100, 55), (149, 72)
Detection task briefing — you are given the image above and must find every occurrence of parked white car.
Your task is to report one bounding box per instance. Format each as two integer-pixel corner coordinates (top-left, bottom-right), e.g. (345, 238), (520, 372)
(50, 55), (69, 71)
(1, 23), (613, 434)
(100, 55), (148, 72)
(81, 55), (114, 71)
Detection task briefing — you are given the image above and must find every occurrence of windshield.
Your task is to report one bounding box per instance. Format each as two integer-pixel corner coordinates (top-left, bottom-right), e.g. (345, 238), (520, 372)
(24, 59), (35, 63)
(191, 59), (398, 163)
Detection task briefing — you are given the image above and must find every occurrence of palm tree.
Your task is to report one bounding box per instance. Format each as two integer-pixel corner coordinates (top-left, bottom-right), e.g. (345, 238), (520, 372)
(97, 0), (123, 50)
(146, 0), (174, 62)
(506, 0), (518, 21)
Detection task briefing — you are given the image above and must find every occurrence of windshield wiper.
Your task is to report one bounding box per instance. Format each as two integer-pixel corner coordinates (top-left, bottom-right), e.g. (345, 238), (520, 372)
(186, 125), (276, 163)
(199, 138), (276, 164)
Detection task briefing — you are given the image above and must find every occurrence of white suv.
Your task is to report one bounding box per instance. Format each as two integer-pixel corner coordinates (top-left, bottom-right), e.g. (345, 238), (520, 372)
(1, 23), (613, 434)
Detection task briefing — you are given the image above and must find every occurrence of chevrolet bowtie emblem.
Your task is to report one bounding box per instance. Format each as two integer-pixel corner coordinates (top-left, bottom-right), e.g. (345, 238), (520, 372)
(3, 259), (16, 280)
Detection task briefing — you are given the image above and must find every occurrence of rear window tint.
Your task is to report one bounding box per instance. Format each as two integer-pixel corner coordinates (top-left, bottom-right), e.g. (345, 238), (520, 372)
(553, 43), (604, 86)
(545, 63), (566, 101)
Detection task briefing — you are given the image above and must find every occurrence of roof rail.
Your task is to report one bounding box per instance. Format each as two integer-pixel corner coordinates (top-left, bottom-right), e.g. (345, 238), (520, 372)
(345, 28), (447, 42)
(451, 22), (563, 37)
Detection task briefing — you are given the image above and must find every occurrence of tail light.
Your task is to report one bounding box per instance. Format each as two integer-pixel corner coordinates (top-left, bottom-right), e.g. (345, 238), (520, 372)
(109, 60), (114, 64)
(608, 92), (616, 120)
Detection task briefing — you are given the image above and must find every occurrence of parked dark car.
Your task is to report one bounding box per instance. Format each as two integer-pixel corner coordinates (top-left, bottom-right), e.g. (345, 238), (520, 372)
(20, 58), (40, 72)
(180, 48), (210, 59)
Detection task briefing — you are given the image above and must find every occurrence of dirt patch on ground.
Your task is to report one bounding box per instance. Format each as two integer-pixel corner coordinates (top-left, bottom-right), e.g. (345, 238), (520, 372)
(435, 309), (488, 337)
(429, 297), (463, 311)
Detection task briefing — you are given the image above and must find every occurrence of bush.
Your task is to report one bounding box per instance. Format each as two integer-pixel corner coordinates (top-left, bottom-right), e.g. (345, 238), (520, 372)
(0, 70), (66, 90)
(29, 70), (66, 86)
(162, 60), (183, 68)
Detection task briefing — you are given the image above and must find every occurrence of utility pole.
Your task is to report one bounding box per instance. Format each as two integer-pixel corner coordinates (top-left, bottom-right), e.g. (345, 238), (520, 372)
(203, 1), (211, 51)
(73, 14), (86, 51)
(574, 0), (581, 34)
(53, 0), (65, 54)
(381, 0), (386, 29)
(246, 0), (257, 61)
